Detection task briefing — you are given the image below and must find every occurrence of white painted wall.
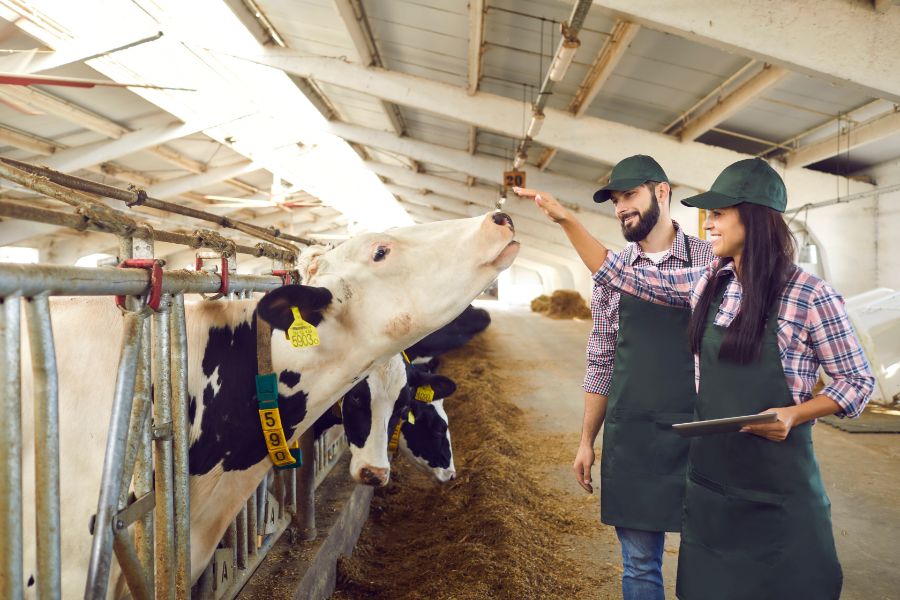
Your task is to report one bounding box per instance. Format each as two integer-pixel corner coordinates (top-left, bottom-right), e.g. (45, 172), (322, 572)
(868, 158), (900, 290)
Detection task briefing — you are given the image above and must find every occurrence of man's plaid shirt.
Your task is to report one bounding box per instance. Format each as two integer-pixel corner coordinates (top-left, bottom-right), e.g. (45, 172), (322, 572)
(583, 221), (714, 396)
(592, 248), (875, 418)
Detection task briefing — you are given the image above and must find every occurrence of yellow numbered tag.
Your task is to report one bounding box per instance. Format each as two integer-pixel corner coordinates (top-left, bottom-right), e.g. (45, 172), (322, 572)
(407, 410), (416, 425)
(414, 385), (434, 403)
(286, 306), (320, 348)
(258, 408), (283, 432)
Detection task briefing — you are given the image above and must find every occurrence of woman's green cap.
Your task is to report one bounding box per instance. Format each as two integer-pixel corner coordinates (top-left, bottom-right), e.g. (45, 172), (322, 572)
(681, 158), (787, 213)
(593, 155), (669, 203)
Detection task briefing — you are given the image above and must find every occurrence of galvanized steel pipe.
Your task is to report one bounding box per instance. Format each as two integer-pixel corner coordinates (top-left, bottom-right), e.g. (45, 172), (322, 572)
(152, 296), (176, 599)
(169, 295), (191, 599)
(25, 295), (61, 599)
(0, 296), (22, 599)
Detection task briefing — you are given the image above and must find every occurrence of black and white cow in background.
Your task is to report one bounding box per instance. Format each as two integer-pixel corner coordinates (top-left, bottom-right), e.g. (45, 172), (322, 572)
(404, 304), (492, 364)
(20, 212), (518, 597)
(322, 354), (458, 486)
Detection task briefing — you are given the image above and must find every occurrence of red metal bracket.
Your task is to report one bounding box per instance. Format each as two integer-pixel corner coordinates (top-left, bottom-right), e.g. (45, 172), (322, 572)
(271, 269), (300, 286)
(115, 258), (164, 311)
(196, 255), (230, 297)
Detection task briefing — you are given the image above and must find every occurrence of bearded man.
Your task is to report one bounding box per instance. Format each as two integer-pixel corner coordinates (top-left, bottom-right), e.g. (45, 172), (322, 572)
(574, 155), (713, 600)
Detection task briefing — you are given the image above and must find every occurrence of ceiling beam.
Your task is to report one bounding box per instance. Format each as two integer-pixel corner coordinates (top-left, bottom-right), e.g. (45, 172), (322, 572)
(0, 86), (127, 138)
(329, 121), (614, 215)
(21, 31), (164, 73)
(332, 0), (418, 171)
(569, 20), (640, 117)
(589, 0), (900, 103)
(146, 161), (263, 199)
(229, 53), (871, 205)
(42, 120), (211, 173)
(678, 64), (790, 142)
(366, 160), (622, 244)
(785, 108), (900, 169)
(468, 0), (486, 94)
(0, 124), (58, 155)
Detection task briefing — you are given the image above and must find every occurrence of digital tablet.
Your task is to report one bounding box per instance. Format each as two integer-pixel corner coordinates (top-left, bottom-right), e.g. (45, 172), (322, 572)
(671, 413), (778, 437)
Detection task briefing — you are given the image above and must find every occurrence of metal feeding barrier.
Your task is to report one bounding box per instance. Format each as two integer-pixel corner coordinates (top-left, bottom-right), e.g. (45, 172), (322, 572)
(0, 160), (348, 599)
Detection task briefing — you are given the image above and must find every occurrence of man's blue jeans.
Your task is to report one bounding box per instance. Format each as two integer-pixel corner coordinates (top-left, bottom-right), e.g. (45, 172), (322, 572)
(615, 527), (666, 600)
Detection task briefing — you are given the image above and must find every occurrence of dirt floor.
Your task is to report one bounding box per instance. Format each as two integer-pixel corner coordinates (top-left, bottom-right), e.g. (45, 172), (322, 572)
(331, 304), (900, 600)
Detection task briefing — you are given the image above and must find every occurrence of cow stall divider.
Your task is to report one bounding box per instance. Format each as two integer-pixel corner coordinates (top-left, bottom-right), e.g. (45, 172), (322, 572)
(0, 160), (349, 600)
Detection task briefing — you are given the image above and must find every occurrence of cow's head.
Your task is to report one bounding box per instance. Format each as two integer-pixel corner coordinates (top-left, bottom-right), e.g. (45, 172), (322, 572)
(399, 368), (458, 483)
(288, 213), (517, 358)
(343, 355), (408, 486)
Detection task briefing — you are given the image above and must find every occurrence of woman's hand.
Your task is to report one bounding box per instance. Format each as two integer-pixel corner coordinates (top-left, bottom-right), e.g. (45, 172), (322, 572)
(740, 407), (797, 442)
(512, 187), (570, 223)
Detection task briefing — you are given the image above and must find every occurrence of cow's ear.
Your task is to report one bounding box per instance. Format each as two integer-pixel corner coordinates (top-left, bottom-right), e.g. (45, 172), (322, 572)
(257, 284), (333, 330)
(421, 374), (456, 399)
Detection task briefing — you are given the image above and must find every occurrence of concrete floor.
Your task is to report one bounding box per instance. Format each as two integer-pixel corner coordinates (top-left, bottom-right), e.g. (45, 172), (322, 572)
(485, 303), (900, 600)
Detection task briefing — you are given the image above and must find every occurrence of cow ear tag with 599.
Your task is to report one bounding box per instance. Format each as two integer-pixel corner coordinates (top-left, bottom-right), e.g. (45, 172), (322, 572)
(286, 306), (320, 348)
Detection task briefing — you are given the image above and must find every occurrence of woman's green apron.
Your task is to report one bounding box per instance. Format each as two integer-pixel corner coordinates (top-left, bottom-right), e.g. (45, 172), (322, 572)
(600, 242), (695, 532)
(676, 276), (842, 600)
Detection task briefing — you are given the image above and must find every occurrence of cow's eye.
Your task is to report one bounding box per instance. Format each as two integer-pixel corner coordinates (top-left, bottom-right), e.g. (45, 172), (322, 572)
(372, 246), (390, 262)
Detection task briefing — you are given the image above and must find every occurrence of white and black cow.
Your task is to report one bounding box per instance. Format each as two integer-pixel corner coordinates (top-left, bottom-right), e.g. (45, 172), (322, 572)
(325, 354), (458, 486)
(20, 212), (517, 597)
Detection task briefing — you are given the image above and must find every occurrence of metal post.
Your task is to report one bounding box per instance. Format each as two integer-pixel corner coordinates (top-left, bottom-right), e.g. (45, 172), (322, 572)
(169, 295), (191, 599)
(25, 295), (61, 599)
(152, 295), (175, 599)
(235, 507), (248, 570)
(247, 496), (257, 556)
(0, 296), (22, 599)
(132, 317), (154, 591)
(292, 430), (317, 540)
(113, 533), (152, 600)
(84, 309), (147, 599)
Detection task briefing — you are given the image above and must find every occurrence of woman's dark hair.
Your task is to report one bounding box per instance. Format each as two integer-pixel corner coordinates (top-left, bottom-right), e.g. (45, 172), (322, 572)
(689, 203), (796, 364)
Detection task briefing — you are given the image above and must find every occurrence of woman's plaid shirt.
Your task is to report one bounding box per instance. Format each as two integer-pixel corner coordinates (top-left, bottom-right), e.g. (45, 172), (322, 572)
(591, 250), (875, 417)
(583, 223), (713, 396)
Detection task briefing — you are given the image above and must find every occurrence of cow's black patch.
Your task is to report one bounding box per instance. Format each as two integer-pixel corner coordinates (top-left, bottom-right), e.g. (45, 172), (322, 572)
(405, 305), (491, 360)
(279, 370), (301, 388)
(257, 284), (332, 330)
(188, 313), (309, 475)
(401, 402), (451, 468)
(341, 378), (373, 448)
(27, 574), (34, 587)
(188, 395), (196, 424)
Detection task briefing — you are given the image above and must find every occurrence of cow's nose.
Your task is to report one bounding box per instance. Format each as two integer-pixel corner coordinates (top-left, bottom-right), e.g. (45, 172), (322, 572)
(492, 211), (514, 232)
(360, 466), (390, 486)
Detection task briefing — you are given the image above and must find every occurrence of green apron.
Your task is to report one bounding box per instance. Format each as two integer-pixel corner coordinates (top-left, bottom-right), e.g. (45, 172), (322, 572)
(676, 277), (842, 600)
(600, 242), (696, 532)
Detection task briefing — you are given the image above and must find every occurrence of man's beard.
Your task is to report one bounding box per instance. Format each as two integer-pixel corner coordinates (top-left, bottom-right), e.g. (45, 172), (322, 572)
(620, 192), (661, 242)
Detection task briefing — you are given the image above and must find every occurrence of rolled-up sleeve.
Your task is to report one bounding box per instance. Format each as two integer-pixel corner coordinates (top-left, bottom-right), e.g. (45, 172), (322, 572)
(592, 251), (703, 309)
(584, 283), (617, 395)
(808, 283), (876, 418)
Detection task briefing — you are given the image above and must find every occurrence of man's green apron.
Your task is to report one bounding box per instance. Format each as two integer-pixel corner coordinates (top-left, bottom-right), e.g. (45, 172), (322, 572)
(600, 242), (695, 532)
(676, 276), (842, 600)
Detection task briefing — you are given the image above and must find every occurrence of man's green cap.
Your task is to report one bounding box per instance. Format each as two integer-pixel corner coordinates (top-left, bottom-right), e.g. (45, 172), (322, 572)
(593, 155), (669, 203)
(681, 158), (787, 213)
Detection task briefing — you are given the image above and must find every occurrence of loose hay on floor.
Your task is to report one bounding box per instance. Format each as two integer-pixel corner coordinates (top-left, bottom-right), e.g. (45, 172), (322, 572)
(532, 290), (592, 320)
(332, 335), (606, 600)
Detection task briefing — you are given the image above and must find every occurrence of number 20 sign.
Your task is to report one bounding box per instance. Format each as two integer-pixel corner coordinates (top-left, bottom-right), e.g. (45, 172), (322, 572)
(503, 170), (526, 188)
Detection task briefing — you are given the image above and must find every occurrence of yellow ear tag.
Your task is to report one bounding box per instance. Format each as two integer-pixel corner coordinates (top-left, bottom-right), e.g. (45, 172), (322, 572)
(286, 306), (320, 348)
(414, 385), (434, 403)
(407, 410), (415, 425)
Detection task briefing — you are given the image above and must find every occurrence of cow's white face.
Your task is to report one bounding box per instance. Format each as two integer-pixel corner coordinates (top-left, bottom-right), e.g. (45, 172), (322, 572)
(302, 212), (517, 354)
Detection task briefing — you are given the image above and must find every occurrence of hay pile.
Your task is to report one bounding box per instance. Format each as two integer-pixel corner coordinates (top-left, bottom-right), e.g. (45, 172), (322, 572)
(332, 336), (606, 600)
(531, 290), (592, 320)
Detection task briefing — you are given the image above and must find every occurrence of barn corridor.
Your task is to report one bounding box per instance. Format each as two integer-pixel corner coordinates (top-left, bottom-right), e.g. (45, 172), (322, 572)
(485, 303), (900, 600)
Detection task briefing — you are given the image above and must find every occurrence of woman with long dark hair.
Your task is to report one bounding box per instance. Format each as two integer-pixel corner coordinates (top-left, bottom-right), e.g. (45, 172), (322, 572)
(514, 158), (875, 600)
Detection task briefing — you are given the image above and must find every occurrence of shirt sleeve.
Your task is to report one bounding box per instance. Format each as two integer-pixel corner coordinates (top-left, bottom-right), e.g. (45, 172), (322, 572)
(592, 250), (705, 309)
(583, 283), (617, 396)
(807, 282), (876, 418)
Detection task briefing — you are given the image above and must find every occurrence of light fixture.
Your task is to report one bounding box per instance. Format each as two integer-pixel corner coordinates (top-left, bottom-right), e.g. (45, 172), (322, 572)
(548, 25), (580, 82)
(798, 240), (819, 264)
(527, 109), (545, 138)
(513, 151), (527, 170)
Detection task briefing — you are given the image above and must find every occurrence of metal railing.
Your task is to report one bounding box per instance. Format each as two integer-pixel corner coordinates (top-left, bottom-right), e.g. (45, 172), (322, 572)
(0, 160), (349, 599)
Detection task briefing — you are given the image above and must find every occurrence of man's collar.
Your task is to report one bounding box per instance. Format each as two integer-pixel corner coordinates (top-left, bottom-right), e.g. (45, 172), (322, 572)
(628, 220), (690, 265)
